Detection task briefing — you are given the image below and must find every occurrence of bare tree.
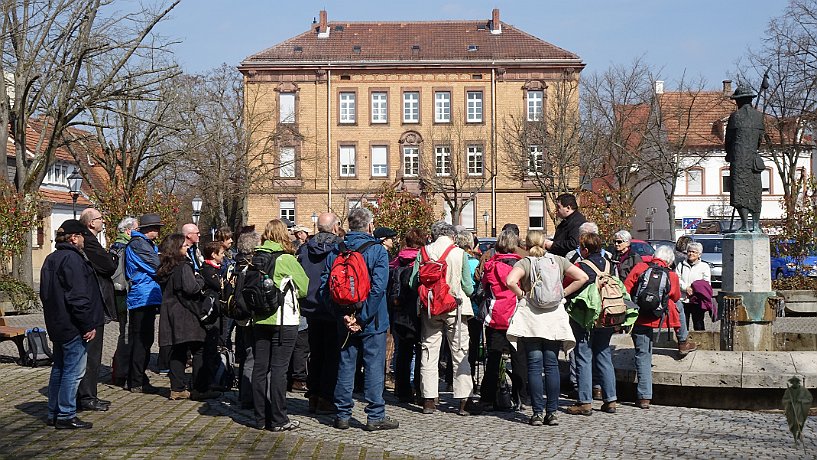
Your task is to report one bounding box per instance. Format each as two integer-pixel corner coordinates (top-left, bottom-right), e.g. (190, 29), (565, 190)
(1, 0), (179, 284)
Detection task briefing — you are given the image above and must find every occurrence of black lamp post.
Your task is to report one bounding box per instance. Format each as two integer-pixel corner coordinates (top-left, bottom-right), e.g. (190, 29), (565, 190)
(67, 170), (83, 219)
(192, 196), (203, 225)
(482, 210), (490, 237)
(604, 193), (612, 221)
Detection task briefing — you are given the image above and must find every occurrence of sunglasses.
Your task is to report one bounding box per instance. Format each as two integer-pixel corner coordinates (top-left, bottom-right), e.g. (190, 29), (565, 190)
(614, 240), (626, 244)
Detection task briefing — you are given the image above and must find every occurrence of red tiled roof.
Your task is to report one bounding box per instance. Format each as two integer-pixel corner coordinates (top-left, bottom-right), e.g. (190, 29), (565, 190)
(38, 189), (92, 206)
(242, 20), (581, 66)
(656, 92), (734, 147)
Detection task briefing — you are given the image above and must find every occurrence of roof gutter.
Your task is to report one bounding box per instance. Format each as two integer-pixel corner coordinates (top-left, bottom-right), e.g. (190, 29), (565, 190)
(238, 58), (584, 72)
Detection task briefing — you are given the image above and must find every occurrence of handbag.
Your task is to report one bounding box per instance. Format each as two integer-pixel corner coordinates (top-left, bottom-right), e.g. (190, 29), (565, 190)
(751, 154), (765, 173)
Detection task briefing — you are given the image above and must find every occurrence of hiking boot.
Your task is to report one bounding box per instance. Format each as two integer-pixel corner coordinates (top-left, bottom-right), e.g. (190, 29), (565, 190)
(592, 387), (603, 401)
(565, 403), (593, 416)
(529, 413), (544, 426)
(316, 397), (336, 415)
(169, 390), (190, 401)
(290, 380), (308, 393)
(678, 340), (698, 358)
(364, 416), (399, 431)
(637, 399), (651, 409)
(422, 398), (436, 414)
(543, 412), (559, 426)
(601, 401), (617, 414)
(271, 420), (300, 432)
(333, 417), (350, 430)
(190, 390), (221, 401)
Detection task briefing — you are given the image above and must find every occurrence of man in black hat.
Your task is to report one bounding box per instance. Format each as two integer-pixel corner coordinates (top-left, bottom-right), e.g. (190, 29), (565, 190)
(373, 227), (397, 252)
(725, 84), (766, 232)
(41, 219), (104, 429)
(125, 213), (164, 393)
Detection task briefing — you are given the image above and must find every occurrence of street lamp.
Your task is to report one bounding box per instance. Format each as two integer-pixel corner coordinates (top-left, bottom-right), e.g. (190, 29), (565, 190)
(311, 211), (318, 233)
(604, 193), (612, 222)
(191, 196), (203, 225)
(482, 210), (490, 238)
(67, 170), (83, 219)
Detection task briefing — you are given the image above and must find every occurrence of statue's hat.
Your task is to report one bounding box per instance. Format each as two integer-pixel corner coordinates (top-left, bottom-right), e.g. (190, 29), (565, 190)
(730, 85), (757, 100)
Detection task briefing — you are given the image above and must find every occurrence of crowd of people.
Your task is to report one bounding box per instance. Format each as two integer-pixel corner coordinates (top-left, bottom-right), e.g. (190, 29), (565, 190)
(39, 192), (713, 432)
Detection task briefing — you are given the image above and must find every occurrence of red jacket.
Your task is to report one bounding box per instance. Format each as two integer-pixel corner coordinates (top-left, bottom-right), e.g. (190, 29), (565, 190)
(624, 260), (681, 329)
(482, 252), (522, 330)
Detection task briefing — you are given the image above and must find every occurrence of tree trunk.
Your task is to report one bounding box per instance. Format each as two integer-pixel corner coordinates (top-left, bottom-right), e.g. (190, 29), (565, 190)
(11, 232), (34, 286)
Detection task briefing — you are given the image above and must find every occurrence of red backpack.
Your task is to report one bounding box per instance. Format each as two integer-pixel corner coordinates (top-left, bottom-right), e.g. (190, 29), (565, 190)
(329, 241), (377, 310)
(418, 245), (458, 316)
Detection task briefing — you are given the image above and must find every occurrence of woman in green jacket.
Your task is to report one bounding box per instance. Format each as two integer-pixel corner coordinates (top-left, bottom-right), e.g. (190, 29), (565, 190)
(251, 219), (309, 432)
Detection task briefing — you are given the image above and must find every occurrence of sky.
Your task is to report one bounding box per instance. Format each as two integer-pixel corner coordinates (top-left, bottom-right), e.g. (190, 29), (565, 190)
(157, 0), (788, 89)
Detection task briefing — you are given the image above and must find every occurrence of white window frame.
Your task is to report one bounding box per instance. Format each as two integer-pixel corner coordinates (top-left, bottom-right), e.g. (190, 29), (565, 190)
(686, 168), (702, 195)
(435, 146), (451, 176)
(44, 162), (71, 187)
(371, 145), (388, 177)
(403, 92), (420, 123)
(403, 146), (419, 177)
(280, 147), (295, 178)
(444, 200), (476, 230)
(280, 200), (295, 222)
(527, 90), (543, 122)
(434, 91), (451, 123)
(528, 145), (543, 175)
(339, 92), (356, 124)
(371, 92), (388, 124)
(529, 198), (544, 230)
(721, 168), (731, 194)
(467, 145), (483, 176)
(340, 145), (356, 177)
(467, 91), (483, 122)
(279, 93), (296, 124)
(761, 168), (771, 194)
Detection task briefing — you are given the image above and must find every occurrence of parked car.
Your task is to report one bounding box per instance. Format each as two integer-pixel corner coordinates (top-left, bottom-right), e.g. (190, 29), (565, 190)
(690, 234), (723, 285)
(477, 237), (496, 254)
(605, 239), (654, 263)
(694, 219), (741, 234)
(770, 242), (817, 279)
(648, 239), (676, 253)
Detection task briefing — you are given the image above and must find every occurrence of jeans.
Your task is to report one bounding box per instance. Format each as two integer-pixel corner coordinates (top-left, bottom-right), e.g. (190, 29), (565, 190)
(631, 325), (654, 400)
(48, 335), (89, 420)
(306, 318), (339, 401)
(252, 324), (297, 428)
(335, 330), (387, 422)
(128, 305), (157, 388)
(77, 325), (104, 403)
(570, 320), (616, 404)
(676, 301), (689, 342)
(523, 337), (560, 416)
(169, 341), (206, 393)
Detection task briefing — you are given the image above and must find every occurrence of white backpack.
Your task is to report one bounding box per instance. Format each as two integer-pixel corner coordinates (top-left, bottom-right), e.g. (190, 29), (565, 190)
(526, 255), (564, 310)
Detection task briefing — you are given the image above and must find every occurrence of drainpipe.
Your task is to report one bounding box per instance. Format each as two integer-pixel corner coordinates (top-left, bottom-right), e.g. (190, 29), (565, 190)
(491, 67), (497, 237)
(327, 68), (332, 211)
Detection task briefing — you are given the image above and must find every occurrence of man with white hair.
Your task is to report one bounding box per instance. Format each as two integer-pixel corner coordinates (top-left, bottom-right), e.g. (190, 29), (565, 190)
(565, 222), (612, 263)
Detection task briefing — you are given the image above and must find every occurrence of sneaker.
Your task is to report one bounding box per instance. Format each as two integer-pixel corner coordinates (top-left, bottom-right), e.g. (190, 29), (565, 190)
(422, 398), (436, 414)
(460, 398), (482, 416)
(290, 380), (308, 393)
(543, 412), (559, 426)
(333, 417), (350, 430)
(565, 403), (592, 416)
(364, 416), (399, 431)
(271, 420), (300, 432)
(529, 414), (544, 426)
(592, 387), (603, 401)
(190, 390), (222, 401)
(678, 340), (698, 358)
(169, 390), (190, 400)
(601, 401), (617, 414)
(637, 399), (651, 409)
(158, 369), (170, 376)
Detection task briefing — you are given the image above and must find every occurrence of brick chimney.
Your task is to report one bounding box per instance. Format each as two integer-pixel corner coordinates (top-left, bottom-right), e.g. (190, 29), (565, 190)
(722, 80), (732, 96)
(491, 8), (502, 34)
(317, 10), (329, 38)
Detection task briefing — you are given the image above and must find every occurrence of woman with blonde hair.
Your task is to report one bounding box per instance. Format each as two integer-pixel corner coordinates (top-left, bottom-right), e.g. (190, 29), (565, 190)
(506, 230), (588, 426)
(251, 219), (309, 431)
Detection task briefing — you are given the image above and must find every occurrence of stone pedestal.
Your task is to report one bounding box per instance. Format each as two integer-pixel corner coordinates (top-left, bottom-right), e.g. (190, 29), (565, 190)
(719, 233), (775, 351)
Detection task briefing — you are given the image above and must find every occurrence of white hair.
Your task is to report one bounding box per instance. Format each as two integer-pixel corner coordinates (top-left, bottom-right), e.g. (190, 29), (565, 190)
(117, 217), (138, 233)
(579, 222), (599, 235)
(614, 230), (632, 242)
(654, 246), (676, 265)
(686, 242), (703, 254)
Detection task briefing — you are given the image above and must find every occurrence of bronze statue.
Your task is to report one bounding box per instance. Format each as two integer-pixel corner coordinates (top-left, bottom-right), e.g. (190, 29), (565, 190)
(724, 85), (765, 233)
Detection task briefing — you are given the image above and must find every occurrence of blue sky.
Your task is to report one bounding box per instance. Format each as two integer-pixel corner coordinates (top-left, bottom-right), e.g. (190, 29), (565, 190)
(160, 0), (786, 88)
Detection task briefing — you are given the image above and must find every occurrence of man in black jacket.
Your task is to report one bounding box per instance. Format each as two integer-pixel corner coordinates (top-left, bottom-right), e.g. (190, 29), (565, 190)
(545, 193), (587, 257)
(76, 208), (117, 412)
(41, 219), (105, 429)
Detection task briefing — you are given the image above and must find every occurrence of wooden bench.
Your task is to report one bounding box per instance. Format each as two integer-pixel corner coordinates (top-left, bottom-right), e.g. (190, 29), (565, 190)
(0, 317), (27, 365)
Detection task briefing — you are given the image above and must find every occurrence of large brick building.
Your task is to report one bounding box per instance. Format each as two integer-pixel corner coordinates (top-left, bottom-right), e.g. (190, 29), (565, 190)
(239, 9), (584, 236)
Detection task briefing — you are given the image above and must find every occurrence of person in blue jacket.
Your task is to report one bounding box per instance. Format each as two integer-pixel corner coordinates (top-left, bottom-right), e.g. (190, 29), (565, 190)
(321, 207), (398, 431)
(125, 213), (164, 393)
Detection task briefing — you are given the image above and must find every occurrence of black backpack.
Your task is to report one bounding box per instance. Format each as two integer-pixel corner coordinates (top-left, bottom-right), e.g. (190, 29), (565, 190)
(223, 262), (253, 321)
(242, 251), (285, 316)
(24, 327), (53, 367)
(634, 263), (670, 317)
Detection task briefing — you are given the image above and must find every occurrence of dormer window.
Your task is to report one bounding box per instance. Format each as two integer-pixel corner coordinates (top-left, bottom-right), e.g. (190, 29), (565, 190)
(467, 44), (479, 52)
(44, 161), (74, 188)
(353, 45), (361, 54)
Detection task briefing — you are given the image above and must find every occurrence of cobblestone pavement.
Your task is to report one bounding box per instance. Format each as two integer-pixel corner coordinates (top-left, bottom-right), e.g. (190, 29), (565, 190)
(1, 314), (815, 459)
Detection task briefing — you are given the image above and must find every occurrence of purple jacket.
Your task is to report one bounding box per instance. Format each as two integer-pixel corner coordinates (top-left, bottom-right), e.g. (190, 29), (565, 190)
(690, 279), (715, 317)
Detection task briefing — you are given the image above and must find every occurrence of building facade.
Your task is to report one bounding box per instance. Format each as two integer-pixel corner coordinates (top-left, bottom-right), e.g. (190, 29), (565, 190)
(239, 9), (584, 236)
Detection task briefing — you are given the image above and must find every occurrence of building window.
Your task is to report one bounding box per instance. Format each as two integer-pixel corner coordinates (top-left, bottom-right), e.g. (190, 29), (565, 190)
(444, 200), (475, 230)
(529, 198), (544, 229)
(371, 92), (388, 123)
(467, 91), (483, 122)
(403, 146), (419, 177)
(280, 147), (295, 178)
(403, 91), (420, 123)
(686, 168), (703, 195)
(434, 91), (451, 123)
(467, 145), (483, 175)
(340, 145), (356, 177)
(761, 168), (771, 194)
(527, 90), (543, 121)
(348, 199), (361, 210)
(279, 93), (295, 124)
(280, 200), (295, 222)
(435, 146), (451, 176)
(528, 145), (543, 175)
(371, 145), (388, 177)
(339, 92), (356, 124)
(721, 168), (731, 194)
(44, 162), (72, 186)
